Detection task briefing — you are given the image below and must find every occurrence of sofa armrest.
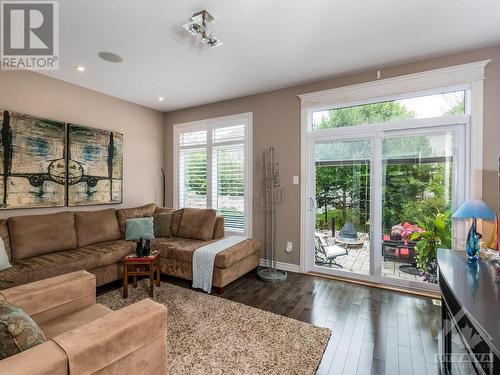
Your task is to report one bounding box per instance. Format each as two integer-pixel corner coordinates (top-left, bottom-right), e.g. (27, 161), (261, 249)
(0, 270), (96, 325)
(0, 340), (68, 375)
(53, 299), (167, 375)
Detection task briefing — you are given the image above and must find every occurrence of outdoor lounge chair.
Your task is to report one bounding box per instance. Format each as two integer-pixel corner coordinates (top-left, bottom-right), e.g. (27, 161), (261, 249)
(315, 233), (348, 268)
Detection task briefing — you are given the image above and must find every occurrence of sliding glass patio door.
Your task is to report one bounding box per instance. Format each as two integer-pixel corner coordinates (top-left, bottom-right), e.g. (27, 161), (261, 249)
(307, 126), (465, 292)
(311, 137), (373, 277)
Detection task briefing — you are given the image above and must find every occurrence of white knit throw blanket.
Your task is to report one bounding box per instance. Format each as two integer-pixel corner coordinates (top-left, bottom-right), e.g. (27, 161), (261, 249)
(192, 236), (248, 293)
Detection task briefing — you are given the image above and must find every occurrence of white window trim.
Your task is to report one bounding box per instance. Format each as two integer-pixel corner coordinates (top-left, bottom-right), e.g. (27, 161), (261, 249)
(298, 60), (490, 275)
(172, 112), (253, 236)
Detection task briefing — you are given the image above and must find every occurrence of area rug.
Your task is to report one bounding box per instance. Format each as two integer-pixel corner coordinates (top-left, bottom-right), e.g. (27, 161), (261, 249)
(97, 281), (331, 374)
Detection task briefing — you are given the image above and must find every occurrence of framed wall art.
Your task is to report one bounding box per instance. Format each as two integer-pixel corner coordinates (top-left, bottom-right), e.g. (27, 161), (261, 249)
(0, 110), (66, 209)
(67, 124), (123, 206)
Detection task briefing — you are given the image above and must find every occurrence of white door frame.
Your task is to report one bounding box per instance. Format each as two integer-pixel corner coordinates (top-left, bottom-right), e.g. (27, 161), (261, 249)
(299, 60), (489, 293)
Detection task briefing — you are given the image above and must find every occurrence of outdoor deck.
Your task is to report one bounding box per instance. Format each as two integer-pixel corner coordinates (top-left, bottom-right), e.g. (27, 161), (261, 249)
(316, 231), (427, 282)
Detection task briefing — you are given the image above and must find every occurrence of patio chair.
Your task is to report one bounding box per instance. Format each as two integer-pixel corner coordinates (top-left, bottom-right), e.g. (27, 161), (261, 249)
(315, 233), (348, 268)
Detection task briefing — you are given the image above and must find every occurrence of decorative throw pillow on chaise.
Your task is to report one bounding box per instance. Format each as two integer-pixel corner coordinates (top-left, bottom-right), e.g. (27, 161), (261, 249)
(177, 208), (217, 241)
(153, 213), (172, 238)
(125, 217), (155, 241)
(0, 301), (46, 359)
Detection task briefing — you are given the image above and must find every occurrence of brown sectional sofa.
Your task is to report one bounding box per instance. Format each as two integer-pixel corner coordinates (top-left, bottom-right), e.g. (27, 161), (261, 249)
(0, 204), (261, 292)
(0, 271), (167, 374)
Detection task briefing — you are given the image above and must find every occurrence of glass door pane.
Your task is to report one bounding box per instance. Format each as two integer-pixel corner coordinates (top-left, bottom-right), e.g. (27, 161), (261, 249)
(314, 139), (371, 275)
(381, 131), (455, 284)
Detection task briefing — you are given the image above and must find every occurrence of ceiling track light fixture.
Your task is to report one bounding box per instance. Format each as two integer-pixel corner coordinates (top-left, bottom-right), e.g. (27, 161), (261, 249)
(182, 10), (222, 48)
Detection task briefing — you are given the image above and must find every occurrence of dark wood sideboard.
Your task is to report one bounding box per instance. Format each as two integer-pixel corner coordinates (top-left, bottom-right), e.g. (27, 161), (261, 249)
(437, 249), (500, 374)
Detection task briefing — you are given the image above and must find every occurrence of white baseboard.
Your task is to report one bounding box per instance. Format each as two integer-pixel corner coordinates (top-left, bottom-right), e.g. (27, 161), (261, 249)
(259, 258), (300, 273)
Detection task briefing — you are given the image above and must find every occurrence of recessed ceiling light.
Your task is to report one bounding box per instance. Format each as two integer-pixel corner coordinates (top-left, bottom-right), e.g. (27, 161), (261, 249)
(75, 65), (86, 72)
(97, 51), (123, 63)
(158, 97), (165, 102)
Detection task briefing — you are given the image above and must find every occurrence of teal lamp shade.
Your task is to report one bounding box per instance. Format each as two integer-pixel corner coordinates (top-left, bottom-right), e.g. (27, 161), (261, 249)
(452, 198), (496, 261)
(452, 199), (496, 220)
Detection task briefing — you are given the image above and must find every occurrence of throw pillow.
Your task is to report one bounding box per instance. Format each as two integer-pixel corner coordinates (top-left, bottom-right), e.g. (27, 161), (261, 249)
(0, 301), (46, 359)
(177, 208), (217, 241)
(0, 237), (11, 271)
(125, 217), (155, 241)
(153, 213), (172, 238)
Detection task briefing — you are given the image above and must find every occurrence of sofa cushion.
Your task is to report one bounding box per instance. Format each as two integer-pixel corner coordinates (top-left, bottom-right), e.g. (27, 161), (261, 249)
(153, 213), (172, 238)
(0, 301), (46, 359)
(8, 212), (77, 260)
(0, 219), (12, 260)
(213, 238), (261, 268)
(0, 262), (34, 287)
(213, 215), (225, 239)
(82, 240), (135, 267)
(125, 218), (154, 241)
(171, 209), (184, 236)
(3, 248), (100, 286)
(39, 303), (112, 340)
(153, 237), (215, 263)
(155, 207), (175, 215)
(154, 237), (261, 269)
(116, 203), (157, 237)
(177, 208), (217, 241)
(74, 209), (121, 247)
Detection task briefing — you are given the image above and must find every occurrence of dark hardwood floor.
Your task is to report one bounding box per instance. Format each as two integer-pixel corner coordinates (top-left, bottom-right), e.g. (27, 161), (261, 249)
(166, 270), (442, 375)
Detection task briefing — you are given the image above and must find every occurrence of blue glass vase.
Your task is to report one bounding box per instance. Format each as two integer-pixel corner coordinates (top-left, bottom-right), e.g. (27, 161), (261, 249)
(465, 219), (480, 262)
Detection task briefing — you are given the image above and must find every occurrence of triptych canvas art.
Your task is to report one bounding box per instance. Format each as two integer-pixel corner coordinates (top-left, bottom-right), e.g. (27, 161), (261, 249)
(0, 110), (123, 209)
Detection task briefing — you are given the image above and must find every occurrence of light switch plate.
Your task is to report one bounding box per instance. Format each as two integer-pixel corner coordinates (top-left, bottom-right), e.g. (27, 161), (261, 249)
(293, 176), (299, 185)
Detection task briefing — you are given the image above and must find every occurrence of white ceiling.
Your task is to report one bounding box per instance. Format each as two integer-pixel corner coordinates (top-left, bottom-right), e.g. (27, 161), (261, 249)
(43, 0), (500, 111)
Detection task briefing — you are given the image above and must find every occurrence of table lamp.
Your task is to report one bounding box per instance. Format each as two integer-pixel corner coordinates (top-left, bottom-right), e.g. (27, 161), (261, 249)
(452, 198), (496, 261)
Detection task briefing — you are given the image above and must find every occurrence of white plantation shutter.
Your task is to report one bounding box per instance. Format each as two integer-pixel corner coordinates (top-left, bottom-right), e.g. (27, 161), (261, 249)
(179, 130), (206, 147)
(175, 116), (251, 234)
(213, 124), (245, 143)
(179, 148), (207, 208)
(212, 144), (245, 231)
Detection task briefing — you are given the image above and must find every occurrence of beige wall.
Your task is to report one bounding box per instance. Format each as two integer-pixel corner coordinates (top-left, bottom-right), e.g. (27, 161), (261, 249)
(166, 45), (500, 266)
(0, 70), (165, 218)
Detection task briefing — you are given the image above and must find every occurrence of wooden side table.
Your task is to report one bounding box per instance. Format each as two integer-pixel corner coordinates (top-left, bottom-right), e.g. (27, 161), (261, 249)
(122, 250), (160, 298)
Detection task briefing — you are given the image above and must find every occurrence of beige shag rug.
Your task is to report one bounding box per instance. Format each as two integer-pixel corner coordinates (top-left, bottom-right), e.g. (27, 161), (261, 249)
(97, 280), (330, 375)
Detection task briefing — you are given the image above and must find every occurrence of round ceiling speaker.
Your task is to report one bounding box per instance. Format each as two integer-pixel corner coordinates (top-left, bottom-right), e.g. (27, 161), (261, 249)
(97, 51), (123, 63)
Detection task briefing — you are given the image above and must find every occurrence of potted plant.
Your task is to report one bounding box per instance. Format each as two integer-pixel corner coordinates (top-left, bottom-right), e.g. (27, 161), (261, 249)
(391, 222), (423, 243)
(411, 210), (452, 283)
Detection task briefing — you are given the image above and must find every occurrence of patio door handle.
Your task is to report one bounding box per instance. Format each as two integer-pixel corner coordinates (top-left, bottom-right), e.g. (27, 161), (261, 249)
(309, 197), (316, 211)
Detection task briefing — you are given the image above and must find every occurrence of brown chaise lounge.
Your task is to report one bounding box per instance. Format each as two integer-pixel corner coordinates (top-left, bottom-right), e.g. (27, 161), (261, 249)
(0, 203), (261, 292)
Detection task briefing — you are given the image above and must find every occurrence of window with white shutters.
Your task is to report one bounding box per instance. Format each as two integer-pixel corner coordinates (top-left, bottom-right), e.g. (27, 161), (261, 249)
(174, 115), (252, 235)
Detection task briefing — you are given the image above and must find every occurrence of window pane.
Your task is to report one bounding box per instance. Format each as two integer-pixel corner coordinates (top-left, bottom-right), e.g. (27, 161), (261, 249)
(382, 132), (454, 284)
(179, 130), (207, 147)
(312, 90), (465, 130)
(213, 125), (245, 143)
(315, 139), (371, 163)
(314, 139), (371, 276)
(213, 144), (245, 232)
(179, 148), (207, 208)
